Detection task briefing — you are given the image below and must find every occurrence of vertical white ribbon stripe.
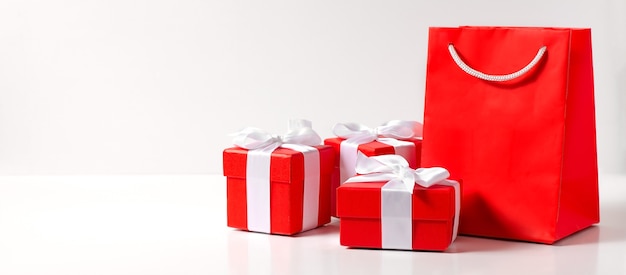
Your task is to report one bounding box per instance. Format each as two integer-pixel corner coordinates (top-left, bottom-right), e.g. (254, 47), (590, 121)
(301, 148), (320, 231)
(376, 138), (417, 168)
(380, 179), (459, 249)
(339, 140), (361, 184)
(436, 180), (461, 241)
(246, 143), (321, 234)
(246, 148), (274, 233)
(283, 144), (321, 231)
(381, 179), (413, 250)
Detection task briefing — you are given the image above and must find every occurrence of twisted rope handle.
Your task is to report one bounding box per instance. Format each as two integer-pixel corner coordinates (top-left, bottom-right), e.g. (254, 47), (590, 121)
(447, 44), (547, 82)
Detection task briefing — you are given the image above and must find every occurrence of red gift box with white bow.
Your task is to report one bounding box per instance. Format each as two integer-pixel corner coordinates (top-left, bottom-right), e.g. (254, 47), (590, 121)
(324, 120), (423, 216)
(337, 153), (460, 251)
(223, 120), (334, 235)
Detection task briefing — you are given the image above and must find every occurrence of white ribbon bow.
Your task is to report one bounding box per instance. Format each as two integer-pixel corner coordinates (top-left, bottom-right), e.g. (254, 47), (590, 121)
(332, 120), (423, 143)
(232, 119), (322, 151)
(345, 153), (450, 193)
(230, 119), (322, 234)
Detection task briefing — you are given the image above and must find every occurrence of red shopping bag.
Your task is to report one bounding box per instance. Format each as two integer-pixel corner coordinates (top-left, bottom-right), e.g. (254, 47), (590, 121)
(421, 26), (599, 244)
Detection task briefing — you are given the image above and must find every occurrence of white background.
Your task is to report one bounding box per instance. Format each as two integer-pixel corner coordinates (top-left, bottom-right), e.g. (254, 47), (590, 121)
(1, 0), (624, 175)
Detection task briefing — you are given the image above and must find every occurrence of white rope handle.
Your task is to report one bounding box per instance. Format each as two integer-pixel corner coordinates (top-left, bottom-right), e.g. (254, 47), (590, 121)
(447, 44), (547, 82)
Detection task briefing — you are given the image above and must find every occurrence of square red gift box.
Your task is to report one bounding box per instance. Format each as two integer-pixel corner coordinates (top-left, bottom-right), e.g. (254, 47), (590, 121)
(336, 153), (459, 251)
(324, 121), (423, 216)
(223, 120), (334, 235)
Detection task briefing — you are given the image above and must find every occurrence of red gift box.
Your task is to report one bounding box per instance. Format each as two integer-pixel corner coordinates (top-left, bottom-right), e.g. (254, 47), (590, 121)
(223, 145), (334, 235)
(336, 153), (459, 251)
(324, 136), (422, 216)
(337, 180), (458, 251)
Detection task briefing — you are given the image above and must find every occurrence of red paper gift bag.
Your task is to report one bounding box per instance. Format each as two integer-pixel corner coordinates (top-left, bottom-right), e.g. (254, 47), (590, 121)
(422, 26), (598, 244)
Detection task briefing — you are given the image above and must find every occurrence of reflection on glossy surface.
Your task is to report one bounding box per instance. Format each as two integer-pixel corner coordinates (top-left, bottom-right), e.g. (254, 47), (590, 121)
(0, 175), (624, 275)
(224, 217), (615, 275)
(221, 174), (626, 275)
(229, 221), (463, 274)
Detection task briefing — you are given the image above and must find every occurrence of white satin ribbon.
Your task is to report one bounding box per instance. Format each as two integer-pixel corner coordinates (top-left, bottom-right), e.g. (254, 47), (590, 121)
(333, 120), (422, 184)
(232, 119), (322, 233)
(345, 153), (460, 249)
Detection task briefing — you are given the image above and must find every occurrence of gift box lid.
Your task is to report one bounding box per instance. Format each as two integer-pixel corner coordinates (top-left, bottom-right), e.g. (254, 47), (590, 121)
(324, 137), (422, 167)
(223, 145), (334, 183)
(336, 181), (456, 221)
(324, 137), (395, 155)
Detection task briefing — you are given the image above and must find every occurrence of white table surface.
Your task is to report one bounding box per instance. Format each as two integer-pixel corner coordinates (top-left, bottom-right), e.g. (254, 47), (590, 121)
(0, 174), (624, 275)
